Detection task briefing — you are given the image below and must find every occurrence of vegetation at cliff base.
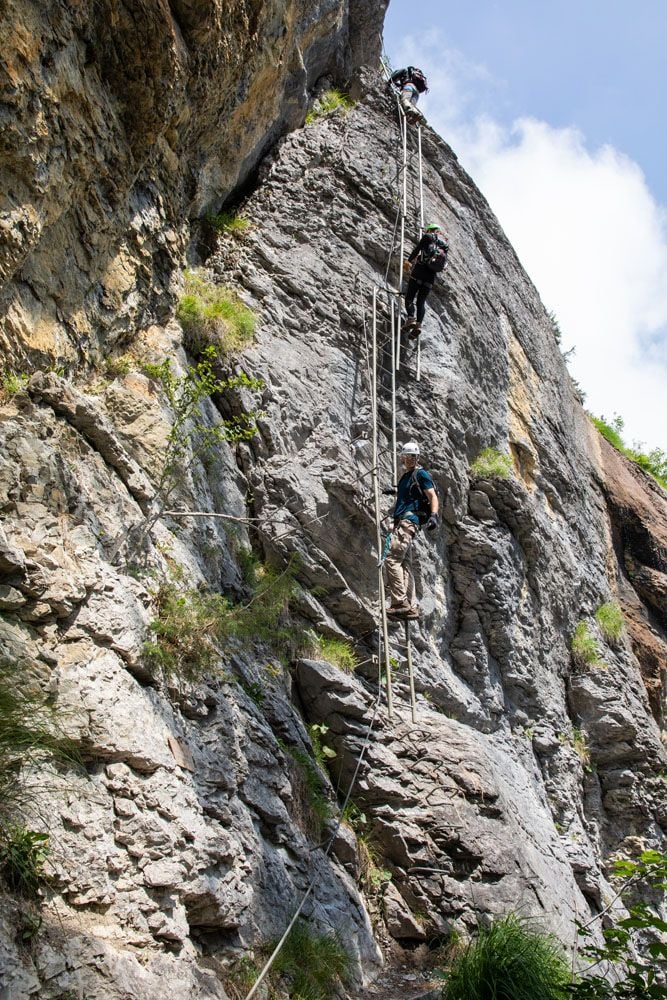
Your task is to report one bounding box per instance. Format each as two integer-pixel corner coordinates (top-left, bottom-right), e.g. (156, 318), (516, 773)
(222, 920), (351, 1000)
(177, 269), (256, 357)
(595, 602), (625, 644)
(305, 88), (353, 124)
(590, 413), (667, 493)
(271, 919), (351, 999)
(441, 913), (570, 1000)
(437, 854), (667, 998)
(470, 447), (513, 479)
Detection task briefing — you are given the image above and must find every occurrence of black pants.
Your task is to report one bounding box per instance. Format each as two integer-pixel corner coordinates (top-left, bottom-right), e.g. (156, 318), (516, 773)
(405, 277), (433, 323)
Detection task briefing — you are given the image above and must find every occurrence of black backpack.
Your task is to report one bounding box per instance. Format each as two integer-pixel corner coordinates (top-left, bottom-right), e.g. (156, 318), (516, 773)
(420, 236), (449, 273)
(408, 67), (428, 93)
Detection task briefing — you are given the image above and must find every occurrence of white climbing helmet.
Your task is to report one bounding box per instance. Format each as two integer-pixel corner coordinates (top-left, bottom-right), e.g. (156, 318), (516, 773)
(401, 441), (420, 456)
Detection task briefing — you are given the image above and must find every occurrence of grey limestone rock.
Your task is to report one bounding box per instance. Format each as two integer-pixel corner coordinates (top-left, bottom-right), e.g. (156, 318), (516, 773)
(0, 19), (666, 1000)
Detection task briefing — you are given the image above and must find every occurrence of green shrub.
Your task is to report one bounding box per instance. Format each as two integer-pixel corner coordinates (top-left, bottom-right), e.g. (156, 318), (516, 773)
(470, 447), (513, 479)
(571, 621), (605, 669)
(595, 602), (625, 644)
(104, 354), (134, 379)
(441, 913), (570, 1000)
(1, 371), (29, 399)
(144, 557), (299, 680)
(204, 210), (250, 235)
(0, 825), (50, 897)
(177, 269), (256, 357)
(304, 631), (357, 672)
(548, 310), (563, 345)
(272, 919), (352, 999)
(591, 414), (625, 452)
(341, 800), (367, 831)
(357, 833), (392, 889)
(590, 414), (667, 493)
(566, 850), (667, 998)
(305, 88), (353, 124)
(143, 584), (231, 679)
(309, 722), (337, 769)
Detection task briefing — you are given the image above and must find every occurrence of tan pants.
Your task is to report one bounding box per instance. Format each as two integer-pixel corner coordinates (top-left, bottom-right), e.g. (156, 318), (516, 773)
(385, 520), (417, 606)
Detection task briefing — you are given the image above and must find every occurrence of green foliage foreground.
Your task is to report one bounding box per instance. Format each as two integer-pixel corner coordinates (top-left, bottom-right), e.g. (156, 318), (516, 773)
(441, 853), (667, 999)
(565, 851), (667, 999)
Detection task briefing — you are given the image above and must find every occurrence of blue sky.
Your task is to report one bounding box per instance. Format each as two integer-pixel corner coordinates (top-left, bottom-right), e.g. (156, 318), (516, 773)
(384, 0), (667, 454)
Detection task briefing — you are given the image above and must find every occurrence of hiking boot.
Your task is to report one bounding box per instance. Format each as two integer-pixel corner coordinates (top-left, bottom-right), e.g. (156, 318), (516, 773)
(405, 605), (420, 619)
(408, 323), (422, 340)
(386, 600), (411, 617)
(402, 317), (416, 334)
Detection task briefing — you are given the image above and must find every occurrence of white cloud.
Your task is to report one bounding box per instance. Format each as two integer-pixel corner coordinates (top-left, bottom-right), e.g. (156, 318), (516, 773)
(392, 33), (667, 452)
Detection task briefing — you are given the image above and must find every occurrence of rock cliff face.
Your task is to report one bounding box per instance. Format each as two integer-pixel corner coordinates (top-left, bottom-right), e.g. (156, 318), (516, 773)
(1, 3), (666, 998)
(1, 0), (386, 367)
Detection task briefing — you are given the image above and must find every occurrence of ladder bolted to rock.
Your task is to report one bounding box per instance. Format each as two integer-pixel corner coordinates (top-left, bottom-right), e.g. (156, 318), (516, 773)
(244, 70), (430, 1000)
(368, 71), (428, 721)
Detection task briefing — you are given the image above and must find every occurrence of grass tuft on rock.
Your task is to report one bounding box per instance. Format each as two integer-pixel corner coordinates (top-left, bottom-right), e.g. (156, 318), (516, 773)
(203, 209), (250, 235)
(470, 447), (513, 479)
(571, 621), (605, 670)
(595, 602), (625, 644)
(304, 631), (357, 672)
(441, 913), (570, 1000)
(177, 269), (255, 358)
(0, 664), (77, 818)
(305, 88), (353, 124)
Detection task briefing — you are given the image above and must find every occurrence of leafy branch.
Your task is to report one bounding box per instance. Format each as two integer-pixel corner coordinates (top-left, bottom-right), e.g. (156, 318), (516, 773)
(112, 347), (263, 561)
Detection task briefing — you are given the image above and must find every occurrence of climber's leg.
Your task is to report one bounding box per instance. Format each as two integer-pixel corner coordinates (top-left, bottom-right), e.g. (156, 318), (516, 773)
(385, 521), (417, 611)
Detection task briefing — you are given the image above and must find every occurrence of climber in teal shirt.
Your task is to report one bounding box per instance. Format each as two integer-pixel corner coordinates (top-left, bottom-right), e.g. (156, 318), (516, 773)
(385, 441), (439, 619)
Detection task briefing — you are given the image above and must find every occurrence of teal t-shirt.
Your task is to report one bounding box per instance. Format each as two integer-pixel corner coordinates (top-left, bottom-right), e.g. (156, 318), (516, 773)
(394, 467), (434, 525)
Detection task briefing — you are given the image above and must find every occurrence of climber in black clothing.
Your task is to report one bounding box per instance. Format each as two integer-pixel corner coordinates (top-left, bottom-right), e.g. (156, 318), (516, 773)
(389, 66), (428, 122)
(402, 223), (449, 337)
